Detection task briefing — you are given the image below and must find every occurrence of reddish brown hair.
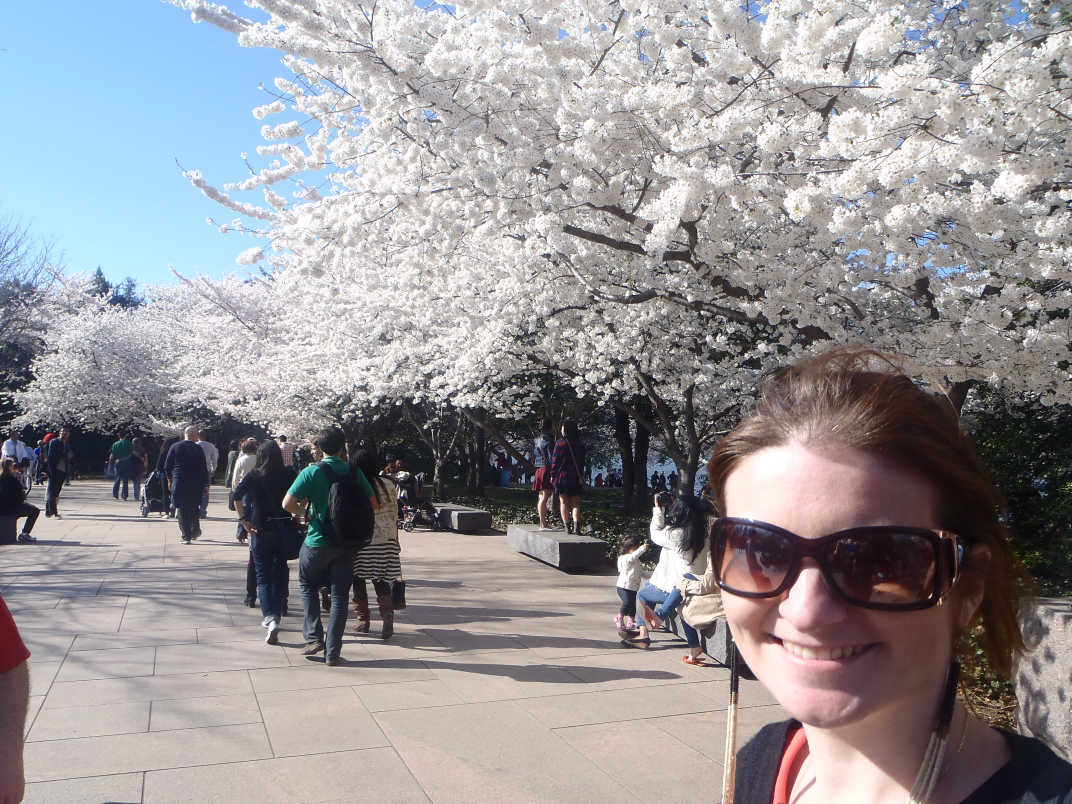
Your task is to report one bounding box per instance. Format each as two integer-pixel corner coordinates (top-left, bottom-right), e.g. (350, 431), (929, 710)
(707, 347), (1027, 677)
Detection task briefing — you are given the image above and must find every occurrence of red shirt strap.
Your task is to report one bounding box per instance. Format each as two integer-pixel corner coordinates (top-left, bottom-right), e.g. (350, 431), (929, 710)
(772, 723), (810, 804)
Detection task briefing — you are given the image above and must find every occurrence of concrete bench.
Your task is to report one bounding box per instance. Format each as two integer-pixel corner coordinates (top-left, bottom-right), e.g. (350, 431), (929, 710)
(1016, 597), (1072, 760)
(506, 523), (607, 570)
(437, 504), (493, 533)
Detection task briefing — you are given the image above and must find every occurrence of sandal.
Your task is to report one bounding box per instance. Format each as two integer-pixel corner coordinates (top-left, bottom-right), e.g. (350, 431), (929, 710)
(682, 654), (706, 666)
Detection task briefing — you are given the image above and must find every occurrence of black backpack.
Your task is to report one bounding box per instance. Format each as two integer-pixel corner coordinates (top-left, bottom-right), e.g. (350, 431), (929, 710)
(316, 461), (374, 550)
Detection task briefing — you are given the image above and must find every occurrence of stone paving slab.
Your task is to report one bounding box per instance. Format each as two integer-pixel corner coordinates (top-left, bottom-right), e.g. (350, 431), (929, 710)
(3, 479), (784, 802)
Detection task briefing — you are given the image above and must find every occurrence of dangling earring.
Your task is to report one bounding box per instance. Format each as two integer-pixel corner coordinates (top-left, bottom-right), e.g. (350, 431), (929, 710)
(907, 660), (961, 804)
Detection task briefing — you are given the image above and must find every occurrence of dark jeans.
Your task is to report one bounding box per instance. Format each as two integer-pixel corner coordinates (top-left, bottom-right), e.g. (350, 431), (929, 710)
(45, 471), (66, 516)
(298, 542), (353, 661)
(617, 586), (637, 618)
(13, 502), (39, 535)
(112, 457), (134, 499)
(251, 526), (289, 623)
(176, 500), (201, 540)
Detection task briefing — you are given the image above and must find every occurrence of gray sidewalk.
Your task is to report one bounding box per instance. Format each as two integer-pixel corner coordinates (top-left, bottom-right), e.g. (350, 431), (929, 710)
(2, 479), (783, 803)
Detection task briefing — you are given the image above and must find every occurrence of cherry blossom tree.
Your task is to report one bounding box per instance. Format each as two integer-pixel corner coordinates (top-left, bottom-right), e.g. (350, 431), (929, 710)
(155, 0), (1072, 481)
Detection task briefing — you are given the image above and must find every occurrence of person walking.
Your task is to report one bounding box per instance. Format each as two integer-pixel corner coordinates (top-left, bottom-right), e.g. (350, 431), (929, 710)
(350, 449), (401, 639)
(231, 439), (258, 545)
(531, 417), (555, 530)
(196, 432), (219, 517)
(551, 419), (586, 535)
(165, 427), (209, 543)
(231, 439), (296, 645)
(109, 433), (135, 501)
(283, 428), (379, 666)
(130, 437), (148, 502)
(44, 427), (71, 519)
(0, 458), (39, 544)
(277, 435), (295, 468)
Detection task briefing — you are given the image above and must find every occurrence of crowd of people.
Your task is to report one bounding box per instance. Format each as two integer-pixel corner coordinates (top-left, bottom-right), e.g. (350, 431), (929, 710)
(0, 427), (74, 543)
(4, 346), (1072, 802)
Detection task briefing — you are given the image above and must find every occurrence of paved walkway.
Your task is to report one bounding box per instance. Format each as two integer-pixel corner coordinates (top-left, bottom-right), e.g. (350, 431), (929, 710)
(4, 479), (783, 803)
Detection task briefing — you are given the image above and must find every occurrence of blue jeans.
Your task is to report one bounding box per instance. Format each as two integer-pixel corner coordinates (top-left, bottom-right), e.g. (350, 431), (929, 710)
(251, 525), (287, 623)
(298, 542), (352, 660)
(113, 457), (133, 499)
(637, 583), (699, 647)
(637, 582), (682, 621)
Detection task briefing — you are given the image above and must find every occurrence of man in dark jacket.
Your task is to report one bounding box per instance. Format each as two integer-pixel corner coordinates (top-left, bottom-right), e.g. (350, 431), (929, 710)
(164, 426), (209, 543)
(44, 427), (71, 519)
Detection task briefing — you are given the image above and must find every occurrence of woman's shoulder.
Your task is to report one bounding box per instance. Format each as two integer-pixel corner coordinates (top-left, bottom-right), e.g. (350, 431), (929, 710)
(733, 720), (797, 804)
(965, 731), (1072, 803)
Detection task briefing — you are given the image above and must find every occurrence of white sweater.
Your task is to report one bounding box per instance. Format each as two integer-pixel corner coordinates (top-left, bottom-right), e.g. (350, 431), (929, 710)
(616, 544), (647, 591)
(647, 507), (709, 593)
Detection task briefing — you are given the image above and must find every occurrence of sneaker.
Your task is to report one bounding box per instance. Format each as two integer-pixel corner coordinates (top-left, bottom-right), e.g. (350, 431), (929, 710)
(265, 620), (279, 645)
(301, 640), (324, 656)
(262, 616), (274, 628)
(53, 513), (62, 519)
(16, 533), (36, 544)
(614, 614), (625, 629)
(245, 598), (257, 608)
(325, 656), (340, 667)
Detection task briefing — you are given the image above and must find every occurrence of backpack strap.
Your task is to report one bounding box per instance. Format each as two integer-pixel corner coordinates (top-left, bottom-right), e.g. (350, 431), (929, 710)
(316, 460), (340, 482)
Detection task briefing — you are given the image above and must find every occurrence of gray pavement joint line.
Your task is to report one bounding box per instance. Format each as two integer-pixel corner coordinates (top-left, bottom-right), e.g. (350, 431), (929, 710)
(148, 699), (154, 732)
(27, 634), (77, 738)
(140, 769), (147, 803)
(115, 585), (132, 634)
(249, 669), (278, 758)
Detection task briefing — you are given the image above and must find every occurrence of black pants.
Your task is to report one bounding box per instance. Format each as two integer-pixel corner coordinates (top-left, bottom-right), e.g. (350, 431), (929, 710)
(176, 500), (201, 540)
(14, 502), (39, 535)
(353, 577), (391, 604)
(45, 471), (66, 516)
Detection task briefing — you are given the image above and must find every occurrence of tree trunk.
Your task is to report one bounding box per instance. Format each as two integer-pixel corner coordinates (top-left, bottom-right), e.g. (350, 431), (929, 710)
(632, 414), (651, 511)
(614, 408), (635, 514)
(459, 408), (534, 472)
(949, 380), (973, 415)
(474, 424), (486, 496)
(432, 458), (444, 499)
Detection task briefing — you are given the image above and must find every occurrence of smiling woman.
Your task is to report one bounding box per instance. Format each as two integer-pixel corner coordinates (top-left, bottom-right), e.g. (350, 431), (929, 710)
(707, 348), (1072, 804)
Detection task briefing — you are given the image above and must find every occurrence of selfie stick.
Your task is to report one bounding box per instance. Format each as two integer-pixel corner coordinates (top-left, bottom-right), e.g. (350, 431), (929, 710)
(721, 641), (740, 804)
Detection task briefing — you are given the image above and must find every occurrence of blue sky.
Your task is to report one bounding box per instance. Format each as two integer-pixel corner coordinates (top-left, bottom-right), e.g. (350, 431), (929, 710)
(2, 2), (285, 287)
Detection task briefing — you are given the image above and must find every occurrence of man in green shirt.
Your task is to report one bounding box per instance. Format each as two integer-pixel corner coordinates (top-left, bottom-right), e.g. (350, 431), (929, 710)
(283, 428), (378, 665)
(109, 434), (134, 501)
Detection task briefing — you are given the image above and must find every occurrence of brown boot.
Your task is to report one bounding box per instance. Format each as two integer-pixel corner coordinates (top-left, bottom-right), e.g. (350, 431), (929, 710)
(352, 598), (371, 633)
(376, 594), (394, 640)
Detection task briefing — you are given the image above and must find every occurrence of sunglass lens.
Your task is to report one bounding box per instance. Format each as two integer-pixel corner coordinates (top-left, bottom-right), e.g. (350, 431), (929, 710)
(826, 532), (937, 606)
(720, 522), (793, 595)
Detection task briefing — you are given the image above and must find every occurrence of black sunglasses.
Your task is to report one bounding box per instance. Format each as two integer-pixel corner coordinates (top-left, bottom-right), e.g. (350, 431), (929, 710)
(711, 517), (965, 611)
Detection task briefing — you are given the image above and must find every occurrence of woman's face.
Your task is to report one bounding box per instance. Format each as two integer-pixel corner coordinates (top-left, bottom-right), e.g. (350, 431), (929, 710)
(721, 443), (972, 731)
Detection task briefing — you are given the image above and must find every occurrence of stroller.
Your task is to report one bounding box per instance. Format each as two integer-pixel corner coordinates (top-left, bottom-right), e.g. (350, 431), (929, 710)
(394, 471), (439, 532)
(140, 470), (172, 517)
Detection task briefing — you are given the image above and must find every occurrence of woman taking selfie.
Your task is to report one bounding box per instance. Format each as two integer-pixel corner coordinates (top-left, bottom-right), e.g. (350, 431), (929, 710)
(708, 349), (1072, 803)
